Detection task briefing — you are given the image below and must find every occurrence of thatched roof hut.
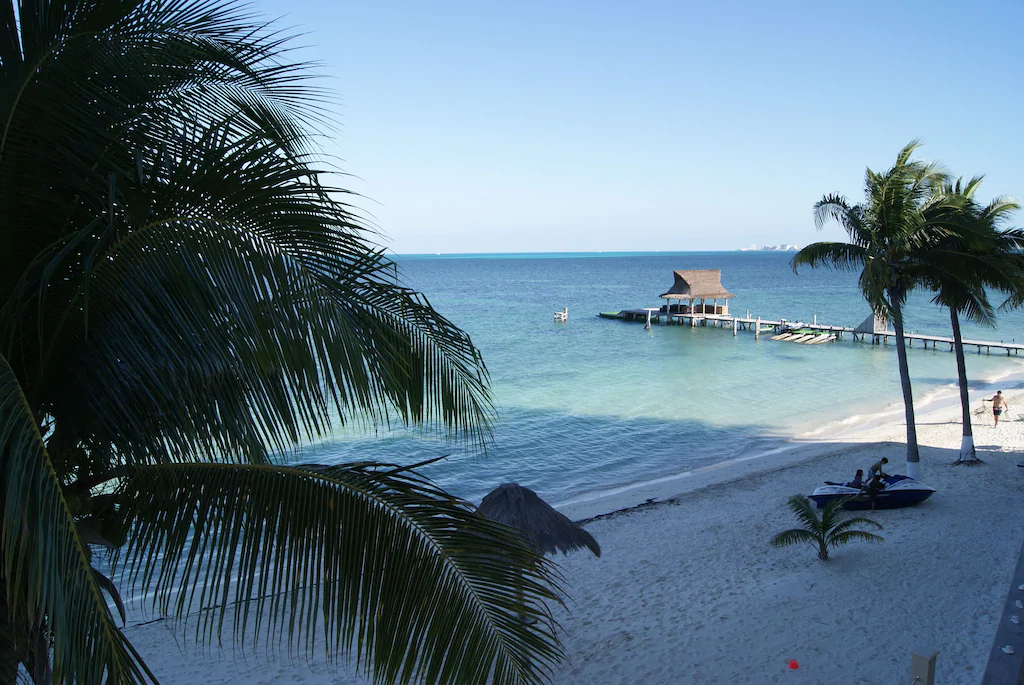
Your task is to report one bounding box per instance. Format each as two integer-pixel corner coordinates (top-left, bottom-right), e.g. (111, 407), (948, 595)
(659, 270), (735, 301)
(659, 270), (735, 315)
(478, 483), (600, 557)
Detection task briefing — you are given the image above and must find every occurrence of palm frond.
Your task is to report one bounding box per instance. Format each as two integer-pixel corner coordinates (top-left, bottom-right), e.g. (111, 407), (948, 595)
(10, 123), (495, 466)
(813, 194), (851, 228)
(0, 353), (155, 683)
(784, 493), (822, 530)
(912, 251), (996, 326)
(828, 516), (883, 537)
(111, 461), (564, 684)
(894, 139), (924, 167)
(818, 495), (850, 530)
(790, 242), (868, 274)
(769, 529), (816, 549)
(829, 530), (885, 547)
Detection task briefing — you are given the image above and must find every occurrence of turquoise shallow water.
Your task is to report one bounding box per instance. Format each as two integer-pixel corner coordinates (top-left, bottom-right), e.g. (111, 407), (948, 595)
(302, 252), (1024, 505)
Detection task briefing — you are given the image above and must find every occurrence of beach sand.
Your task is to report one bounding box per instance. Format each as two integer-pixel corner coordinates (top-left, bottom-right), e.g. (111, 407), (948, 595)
(126, 391), (1024, 684)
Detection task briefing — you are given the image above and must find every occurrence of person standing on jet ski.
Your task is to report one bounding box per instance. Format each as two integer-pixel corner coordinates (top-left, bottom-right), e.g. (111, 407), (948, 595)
(864, 463), (889, 510)
(868, 458), (889, 480)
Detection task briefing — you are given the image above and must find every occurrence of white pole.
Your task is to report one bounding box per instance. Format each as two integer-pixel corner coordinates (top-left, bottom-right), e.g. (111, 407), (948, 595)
(813, 314), (817, 325)
(755, 316), (761, 340)
(733, 318), (738, 336)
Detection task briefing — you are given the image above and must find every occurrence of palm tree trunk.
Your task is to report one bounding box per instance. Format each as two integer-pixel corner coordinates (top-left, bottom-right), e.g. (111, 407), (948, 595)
(889, 299), (921, 477)
(950, 308), (976, 462)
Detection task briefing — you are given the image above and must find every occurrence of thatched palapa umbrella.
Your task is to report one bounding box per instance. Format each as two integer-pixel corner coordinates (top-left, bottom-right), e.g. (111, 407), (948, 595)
(477, 483), (600, 557)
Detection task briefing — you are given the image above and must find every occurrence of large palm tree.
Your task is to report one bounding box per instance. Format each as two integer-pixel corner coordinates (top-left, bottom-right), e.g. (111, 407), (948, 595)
(0, 1), (563, 683)
(915, 177), (1022, 462)
(791, 141), (970, 480)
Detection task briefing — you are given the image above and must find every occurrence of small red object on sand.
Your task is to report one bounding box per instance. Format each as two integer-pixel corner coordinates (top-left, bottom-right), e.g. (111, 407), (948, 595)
(789, 660), (799, 670)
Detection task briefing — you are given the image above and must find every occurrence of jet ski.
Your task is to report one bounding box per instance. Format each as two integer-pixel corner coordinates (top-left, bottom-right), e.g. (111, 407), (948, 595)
(809, 474), (936, 510)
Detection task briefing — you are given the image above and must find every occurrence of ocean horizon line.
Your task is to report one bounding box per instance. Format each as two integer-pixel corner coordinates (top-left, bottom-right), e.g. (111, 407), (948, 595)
(393, 249), (799, 260)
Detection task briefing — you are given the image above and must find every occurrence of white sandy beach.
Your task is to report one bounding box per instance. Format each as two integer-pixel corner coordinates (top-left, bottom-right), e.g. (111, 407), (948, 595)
(126, 386), (1024, 684)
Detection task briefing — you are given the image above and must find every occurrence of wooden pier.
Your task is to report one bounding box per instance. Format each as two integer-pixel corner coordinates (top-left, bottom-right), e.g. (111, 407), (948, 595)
(598, 309), (1024, 356)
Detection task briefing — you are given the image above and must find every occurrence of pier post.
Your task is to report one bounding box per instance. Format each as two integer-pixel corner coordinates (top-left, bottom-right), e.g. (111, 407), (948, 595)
(813, 314), (817, 325)
(733, 318), (738, 336)
(755, 317), (761, 340)
(911, 649), (938, 685)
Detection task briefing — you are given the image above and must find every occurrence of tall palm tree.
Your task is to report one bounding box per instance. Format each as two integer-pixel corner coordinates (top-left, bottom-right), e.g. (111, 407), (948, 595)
(0, 1), (563, 683)
(791, 141), (967, 480)
(914, 177), (1022, 462)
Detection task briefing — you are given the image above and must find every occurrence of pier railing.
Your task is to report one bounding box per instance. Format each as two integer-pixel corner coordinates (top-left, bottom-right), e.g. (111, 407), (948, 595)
(600, 309), (1024, 356)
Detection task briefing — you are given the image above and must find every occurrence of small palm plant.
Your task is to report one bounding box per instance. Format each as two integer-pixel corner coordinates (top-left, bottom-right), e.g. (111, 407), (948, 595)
(771, 495), (884, 560)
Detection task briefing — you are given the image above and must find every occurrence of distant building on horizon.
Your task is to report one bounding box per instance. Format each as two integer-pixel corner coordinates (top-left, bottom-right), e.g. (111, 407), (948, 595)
(738, 243), (800, 252)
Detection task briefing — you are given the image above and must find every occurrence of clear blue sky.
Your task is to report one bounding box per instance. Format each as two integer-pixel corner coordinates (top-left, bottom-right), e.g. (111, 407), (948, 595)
(256, 0), (1024, 254)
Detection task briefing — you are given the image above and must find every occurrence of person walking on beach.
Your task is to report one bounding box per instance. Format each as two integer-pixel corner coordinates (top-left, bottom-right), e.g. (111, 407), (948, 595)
(983, 391), (1009, 427)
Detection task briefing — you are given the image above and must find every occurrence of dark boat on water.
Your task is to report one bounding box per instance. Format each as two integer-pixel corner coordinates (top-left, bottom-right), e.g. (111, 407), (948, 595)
(809, 474), (936, 510)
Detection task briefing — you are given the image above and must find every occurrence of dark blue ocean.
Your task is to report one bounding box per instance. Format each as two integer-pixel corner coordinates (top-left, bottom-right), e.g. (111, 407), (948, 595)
(301, 252), (1024, 506)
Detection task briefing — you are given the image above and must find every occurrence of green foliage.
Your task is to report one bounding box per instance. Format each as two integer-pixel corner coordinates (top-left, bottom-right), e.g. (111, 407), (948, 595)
(791, 140), (970, 321)
(917, 177), (1022, 453)
(902, 174), (1023, 328)
(791, 141), (994, 468)
(0, 0), (563, 683)
(770, 495), (883, 561)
